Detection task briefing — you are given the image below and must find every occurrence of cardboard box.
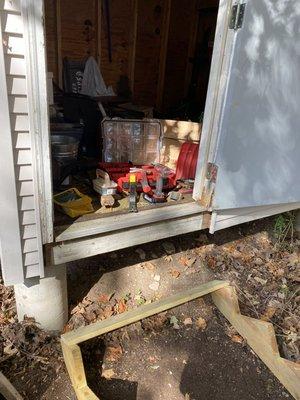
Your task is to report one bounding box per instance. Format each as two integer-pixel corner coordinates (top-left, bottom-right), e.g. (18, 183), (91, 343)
(159, 120), (202, 170)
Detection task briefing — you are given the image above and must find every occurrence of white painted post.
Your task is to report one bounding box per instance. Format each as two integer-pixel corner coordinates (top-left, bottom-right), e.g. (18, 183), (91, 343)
(14, 265), (68, 332)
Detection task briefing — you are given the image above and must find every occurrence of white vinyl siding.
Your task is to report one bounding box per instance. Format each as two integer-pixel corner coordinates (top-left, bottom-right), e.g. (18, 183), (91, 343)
(0, 0), (45, 283)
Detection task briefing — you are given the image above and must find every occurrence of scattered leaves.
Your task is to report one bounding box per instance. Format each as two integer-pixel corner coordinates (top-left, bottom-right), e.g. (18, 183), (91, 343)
(196, 317), (207, 331)
(105, 345), (123, 362)
(99, 293), (113, 303)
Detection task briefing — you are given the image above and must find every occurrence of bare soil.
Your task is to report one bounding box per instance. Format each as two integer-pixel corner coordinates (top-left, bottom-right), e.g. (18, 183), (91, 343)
(0, 215), (298, 399)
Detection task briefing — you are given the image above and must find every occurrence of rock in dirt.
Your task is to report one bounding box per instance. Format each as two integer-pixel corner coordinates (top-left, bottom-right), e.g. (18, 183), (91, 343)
(101, 368), (115, 380)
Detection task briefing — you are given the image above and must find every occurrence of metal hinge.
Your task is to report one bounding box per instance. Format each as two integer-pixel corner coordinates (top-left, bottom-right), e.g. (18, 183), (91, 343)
(229, 3), (246, 30)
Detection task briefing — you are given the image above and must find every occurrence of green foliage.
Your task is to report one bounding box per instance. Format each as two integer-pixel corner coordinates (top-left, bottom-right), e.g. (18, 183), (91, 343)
(273, 212), (295, 250)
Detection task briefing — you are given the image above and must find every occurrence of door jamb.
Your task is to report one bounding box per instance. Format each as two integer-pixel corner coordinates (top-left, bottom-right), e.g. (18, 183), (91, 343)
(21, 0), (54, 245)
(193, 0), (235, 203)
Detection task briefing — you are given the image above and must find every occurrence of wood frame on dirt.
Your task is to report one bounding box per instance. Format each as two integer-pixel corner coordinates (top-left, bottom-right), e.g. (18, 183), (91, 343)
(61, 281), (300, 400)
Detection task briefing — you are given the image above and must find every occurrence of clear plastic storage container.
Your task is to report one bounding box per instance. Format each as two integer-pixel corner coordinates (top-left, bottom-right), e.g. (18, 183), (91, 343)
(102, 118), (162, 164)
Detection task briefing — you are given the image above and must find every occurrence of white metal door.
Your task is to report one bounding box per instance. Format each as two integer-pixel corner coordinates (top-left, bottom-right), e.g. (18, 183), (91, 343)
(210, 0), (300, 211)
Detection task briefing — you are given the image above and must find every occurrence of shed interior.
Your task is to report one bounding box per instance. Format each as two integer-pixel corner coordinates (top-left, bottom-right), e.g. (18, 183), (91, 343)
(43, 0), (219, 236)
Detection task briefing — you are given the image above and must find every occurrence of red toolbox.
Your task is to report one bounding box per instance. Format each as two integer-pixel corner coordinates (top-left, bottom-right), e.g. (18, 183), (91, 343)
(98, 142), (199, 194)
(98, 162), (176, 193)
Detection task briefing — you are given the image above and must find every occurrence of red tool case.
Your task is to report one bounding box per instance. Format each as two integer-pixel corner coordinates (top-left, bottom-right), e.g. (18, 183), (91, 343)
(98, 142), (199, 194)
(98, 162), (176, 193)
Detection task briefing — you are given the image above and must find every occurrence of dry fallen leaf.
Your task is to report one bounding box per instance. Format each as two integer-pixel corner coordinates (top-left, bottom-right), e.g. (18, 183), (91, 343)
(170, 316), (180, 330)
(142, 313), (167, 331)
(101, 305), (114, 320)
(179, 256), (196, 268)
(231, 334), (244, 344)
(144, 262), (156, 272)
(116, 299), (127, 314)
(99, 294), (110, 303)
(206, 256), (217, 270)
(169, 269), (180, 278)
(179, 257), (189, 266)
(196, 317), (207, 331)
(260, 306), (277, 321)
(102, 368), (115, 380)
(253, 276), (268, 285)
(105, 344), (123, 362)
(183, 318), (193, 326)
(70, 303), (85, 315)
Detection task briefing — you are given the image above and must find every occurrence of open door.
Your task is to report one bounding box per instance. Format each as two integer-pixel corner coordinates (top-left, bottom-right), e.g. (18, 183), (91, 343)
(199, 0), (300, 231)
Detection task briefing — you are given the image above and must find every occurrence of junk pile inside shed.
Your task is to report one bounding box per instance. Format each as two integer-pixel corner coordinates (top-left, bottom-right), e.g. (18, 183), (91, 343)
(44, 0), (218, 226)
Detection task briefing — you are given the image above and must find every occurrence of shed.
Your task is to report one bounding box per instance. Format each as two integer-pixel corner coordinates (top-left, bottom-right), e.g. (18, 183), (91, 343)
(0, 0), (299, 330)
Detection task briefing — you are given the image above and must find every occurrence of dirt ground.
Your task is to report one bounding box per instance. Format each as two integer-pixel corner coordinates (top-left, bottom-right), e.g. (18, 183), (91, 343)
(0, 215), (299, 399)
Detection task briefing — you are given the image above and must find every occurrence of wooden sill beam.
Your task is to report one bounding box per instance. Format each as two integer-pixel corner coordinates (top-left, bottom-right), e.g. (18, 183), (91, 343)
(50, 211), (210, 265)
(55, 201), (206, 242)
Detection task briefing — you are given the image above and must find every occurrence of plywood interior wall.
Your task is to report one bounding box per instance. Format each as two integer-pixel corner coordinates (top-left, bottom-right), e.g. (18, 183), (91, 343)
(44, 0), (218, 112)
